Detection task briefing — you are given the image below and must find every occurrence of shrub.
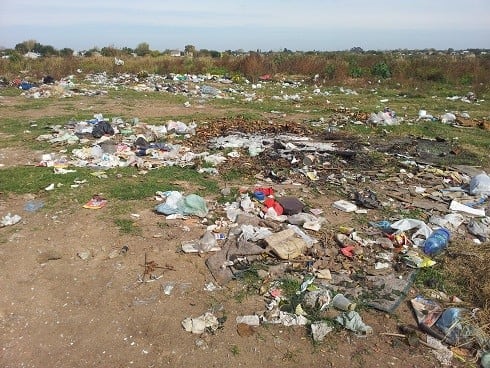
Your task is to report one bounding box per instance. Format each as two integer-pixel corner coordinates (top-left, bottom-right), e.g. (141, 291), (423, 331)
(349, 65), (364, 78)
(371, 61), (391, 79)
(324, 64), (336, 80)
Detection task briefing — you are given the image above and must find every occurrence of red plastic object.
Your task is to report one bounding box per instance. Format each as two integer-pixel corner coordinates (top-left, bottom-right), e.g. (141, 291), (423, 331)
(262, 198), (284, 216)
(255, 187), (274, 196)
(340, 245), (355, 258)
(263, 197), (275, 208)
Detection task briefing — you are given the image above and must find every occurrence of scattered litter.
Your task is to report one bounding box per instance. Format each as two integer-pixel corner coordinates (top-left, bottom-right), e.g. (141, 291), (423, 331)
(311, 321), (334, 342)
(426, 335), (454, 365)
(332, 293), (356, 311)
(449, 200), (486, 217)
(469, 173), (490, 196)
(10, 72), (490, 365)
(335, 311), (373, 335)
(155, 191), (208, 218)
(83, 195), (108, 209)
(332, 200), (358, 212)
(0, 213), (22, 227)
(162, 282), (176, 295)
(236, 315), (260, 326)
(24, 200), (45, 212)
(182, 312), (220, 334)
(264, 228), (308, 260)
(77, 250), (91, 260)
(467, 217), (490, 242)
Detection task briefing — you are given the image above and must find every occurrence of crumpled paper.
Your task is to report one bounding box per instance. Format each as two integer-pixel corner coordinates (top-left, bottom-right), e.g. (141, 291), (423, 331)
(181, 312), (219, 334)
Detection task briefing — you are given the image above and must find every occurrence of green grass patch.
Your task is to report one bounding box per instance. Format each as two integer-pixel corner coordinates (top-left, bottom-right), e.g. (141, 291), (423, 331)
(114, 218), (141, 235)
(103, 166), (218, 200)
(0, 87), (24, 97)
(233, 266), (264, 302)
(0, 166), (93, 195)
(221, 167), (254, 183)
(229, 344), (240, 356)
(415, 266), (449, 293)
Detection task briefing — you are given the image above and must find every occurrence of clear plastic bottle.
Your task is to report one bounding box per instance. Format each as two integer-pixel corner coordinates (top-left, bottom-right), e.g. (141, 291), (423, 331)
(423, 228), (450, 256)
(198, 230), (217, 253)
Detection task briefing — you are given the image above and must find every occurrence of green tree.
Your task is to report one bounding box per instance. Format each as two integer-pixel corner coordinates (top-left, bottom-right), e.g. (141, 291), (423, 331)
(184, 44), (196, 56)
(84, 47), (100, 57)
(122, 47), (135, 55)
(135, 42), (150, 56)
(38, 44), (57, 56)
(59, 48), (74, 57)
(101, 46), (120, 57)
(14, 42), (29, 54)
(198, 48), (210, 57)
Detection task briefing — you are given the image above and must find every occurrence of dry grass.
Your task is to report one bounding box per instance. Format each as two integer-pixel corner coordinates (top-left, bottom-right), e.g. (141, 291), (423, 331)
(443, 240), (490, 347)
(1, 53), (489, 94)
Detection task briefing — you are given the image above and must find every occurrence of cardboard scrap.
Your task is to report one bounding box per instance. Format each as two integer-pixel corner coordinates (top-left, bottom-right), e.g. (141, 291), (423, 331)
(264, 228), (307, 260)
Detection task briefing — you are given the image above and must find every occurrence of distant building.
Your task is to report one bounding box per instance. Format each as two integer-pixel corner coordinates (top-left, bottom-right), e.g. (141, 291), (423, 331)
(24, 51), (41, 59)
(170, 50), (183, 57)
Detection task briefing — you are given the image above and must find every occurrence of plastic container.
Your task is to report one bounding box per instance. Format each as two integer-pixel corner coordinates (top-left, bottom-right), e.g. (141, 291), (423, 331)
(435, 307), (472, 346)
(423, 228), (450, 256)
(253, 191), (265, 201)
(198, 230), (217, 253)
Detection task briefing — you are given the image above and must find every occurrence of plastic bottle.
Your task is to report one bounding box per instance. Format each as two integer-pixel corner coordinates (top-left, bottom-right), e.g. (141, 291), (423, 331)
(423, 228), (450, 256)
(198, 230), (217, 253)
(435, 307), (472, 345)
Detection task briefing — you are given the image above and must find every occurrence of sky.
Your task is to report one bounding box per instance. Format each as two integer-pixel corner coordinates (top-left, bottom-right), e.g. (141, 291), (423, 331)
(1, 0), (489, 52)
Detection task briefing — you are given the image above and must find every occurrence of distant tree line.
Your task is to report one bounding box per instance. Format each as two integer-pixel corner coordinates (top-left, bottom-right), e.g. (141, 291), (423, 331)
(1, 39), (489, 93)
(5, 39), (490, 59)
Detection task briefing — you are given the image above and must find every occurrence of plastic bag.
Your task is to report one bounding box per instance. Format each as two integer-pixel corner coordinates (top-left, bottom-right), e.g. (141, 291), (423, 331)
(390, 218), (433, 245)
(469, 173), (490, 196)
(239, 224), (273, 242)
(198, 230), (217, 252)
(240, 194), (254, 212)
(182, 194), (208, 217)
(435, 307), (474, 346)
(92, 121), (114, 138)
(287, 224), (317, 246)
(155, 192), (208, 217)
(155, 191), (183, 215)
(288, 213), (318, 226)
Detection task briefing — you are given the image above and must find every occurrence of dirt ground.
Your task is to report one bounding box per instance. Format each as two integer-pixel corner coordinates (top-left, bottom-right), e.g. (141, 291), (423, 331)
(0, 94), (471, 367)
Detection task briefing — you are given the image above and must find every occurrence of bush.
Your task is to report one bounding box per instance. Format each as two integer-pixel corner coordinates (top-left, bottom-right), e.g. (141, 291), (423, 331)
(349, 65), (363, 78)
(324, 64), (336, 80)
(372, 61), (391, 79)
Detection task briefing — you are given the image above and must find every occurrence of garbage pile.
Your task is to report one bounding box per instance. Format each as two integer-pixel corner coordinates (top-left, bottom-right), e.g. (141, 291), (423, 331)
(165, 167), (489, 351)
(35, 113), (204, 170)
(30, 109), (490, 363)
(12, 75), (108, 98)
(11, 70), (488, 131)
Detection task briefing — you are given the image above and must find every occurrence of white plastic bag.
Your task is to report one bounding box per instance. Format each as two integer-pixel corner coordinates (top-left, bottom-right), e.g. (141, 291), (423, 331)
(469, 173), (490, 196)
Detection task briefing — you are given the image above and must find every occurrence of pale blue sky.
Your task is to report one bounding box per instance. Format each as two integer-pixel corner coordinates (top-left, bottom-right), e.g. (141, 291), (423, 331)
(1, 0), (489, 51)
